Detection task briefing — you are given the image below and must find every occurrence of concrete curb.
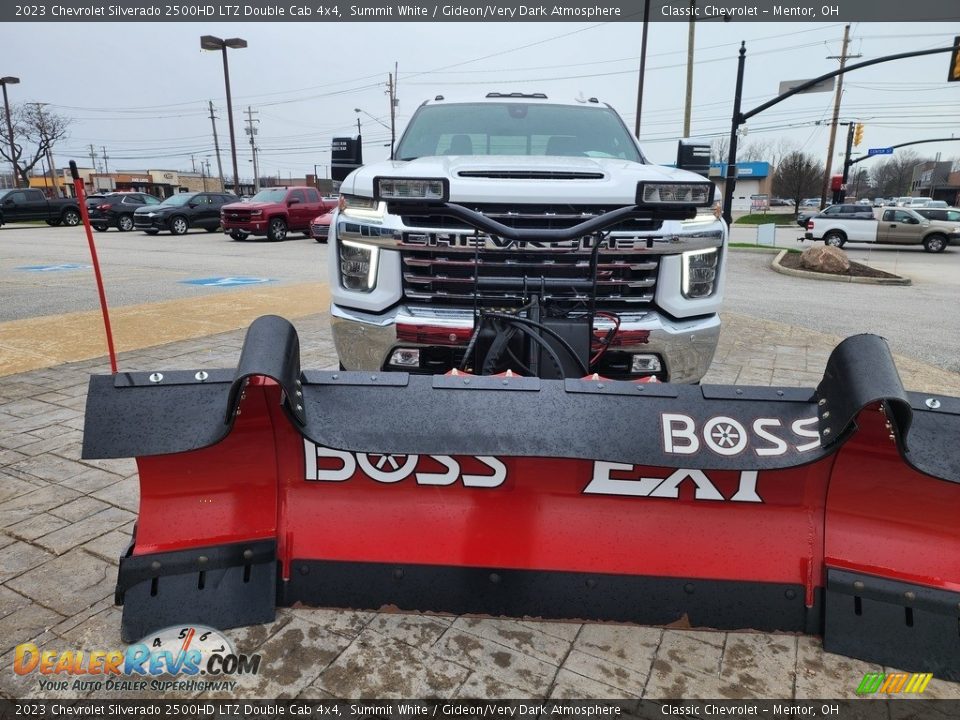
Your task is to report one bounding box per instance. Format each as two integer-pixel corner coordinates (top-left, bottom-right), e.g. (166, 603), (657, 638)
(771, 250), (912, 286)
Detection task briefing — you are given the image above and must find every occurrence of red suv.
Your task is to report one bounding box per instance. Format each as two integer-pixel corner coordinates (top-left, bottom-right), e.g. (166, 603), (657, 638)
(220, 187), (334, 241)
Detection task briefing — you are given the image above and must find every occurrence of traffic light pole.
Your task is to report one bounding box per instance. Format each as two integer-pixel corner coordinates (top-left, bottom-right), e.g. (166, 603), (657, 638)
(838, 123), (855, 204)
(721, 41), (960, 225)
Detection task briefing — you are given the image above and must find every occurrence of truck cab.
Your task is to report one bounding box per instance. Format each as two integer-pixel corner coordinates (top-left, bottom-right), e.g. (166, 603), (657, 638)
(328, 94), (727, 383)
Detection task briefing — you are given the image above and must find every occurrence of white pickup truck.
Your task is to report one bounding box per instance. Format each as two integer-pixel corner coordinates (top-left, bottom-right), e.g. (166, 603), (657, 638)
(804, 204), (960, 253)
(329, 93), (727, 383)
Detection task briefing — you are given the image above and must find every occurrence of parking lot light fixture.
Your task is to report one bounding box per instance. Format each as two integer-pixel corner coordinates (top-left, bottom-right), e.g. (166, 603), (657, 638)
(1, 76), (21, 188)
(201, 36), (246, 195)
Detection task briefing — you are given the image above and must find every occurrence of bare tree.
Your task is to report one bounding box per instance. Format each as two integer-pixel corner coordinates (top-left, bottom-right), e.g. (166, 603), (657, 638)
(739, 139), (773, 163)
(869, 150), (926, 198)
(0, 103), (72, 188)
(771, 151), (824, 210)
(711, 136), (729, 164)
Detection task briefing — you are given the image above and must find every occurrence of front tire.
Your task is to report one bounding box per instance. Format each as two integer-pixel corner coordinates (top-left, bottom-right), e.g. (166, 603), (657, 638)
(230, 229), (249, 241)
(169, 215), (189, 236)
(923, 234), (947, 253)
(267, 217), (287, 242)
(62, 209), (81, 226)
(94, 224), (108, 232)
(117, 214), (134, 232)
(144, 229), (159, 236)
(823, 231), (846, 248)
(46, 218), (63, 227)
(205, 226), (219, 233)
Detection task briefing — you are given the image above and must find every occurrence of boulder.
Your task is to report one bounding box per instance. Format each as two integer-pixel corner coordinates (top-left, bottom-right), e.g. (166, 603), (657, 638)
(800, 245), (850, 274)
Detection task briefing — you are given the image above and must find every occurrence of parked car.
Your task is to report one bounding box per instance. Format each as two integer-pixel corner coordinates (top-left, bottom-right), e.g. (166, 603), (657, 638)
(220, 187), (336, 241)
(915, 207), (960, 223)
(0, 188), (81, 227)
(800, 198), (820, 208)
(805, 206), (960, 252)
(905, 197), (933, 208)
(88, 192), (161, 232)
(133, 192), (236, 235)
(310, 209), (334, 243)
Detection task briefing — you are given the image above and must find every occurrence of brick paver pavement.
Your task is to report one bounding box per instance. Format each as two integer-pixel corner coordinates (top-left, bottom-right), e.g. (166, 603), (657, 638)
(2, 310), (958, 701)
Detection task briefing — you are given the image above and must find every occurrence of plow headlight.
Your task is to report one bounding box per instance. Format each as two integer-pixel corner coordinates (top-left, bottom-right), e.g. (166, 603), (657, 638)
(339, 194), (385, 221)
(374, 177), (448, 202)
(637, 182), (715, 207)
(681, 247), (719, 299)
(339, 240), (379, 292)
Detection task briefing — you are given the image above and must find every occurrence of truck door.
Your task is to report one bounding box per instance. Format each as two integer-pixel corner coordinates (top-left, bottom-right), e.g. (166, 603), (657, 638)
(878, 209), (922, 245)
(22, 189), (49, 221)
(1, 191), (26, 221)
(288, 189), (308, 229)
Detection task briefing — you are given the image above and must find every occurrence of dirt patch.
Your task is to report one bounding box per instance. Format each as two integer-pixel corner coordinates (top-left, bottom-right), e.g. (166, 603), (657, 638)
(778, 251), (901, 279)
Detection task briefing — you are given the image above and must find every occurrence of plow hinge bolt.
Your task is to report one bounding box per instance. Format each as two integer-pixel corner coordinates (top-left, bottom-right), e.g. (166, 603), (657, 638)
(463, 378), (471, 385)
(818, 398), (827, 406)
(149, 373), (163, 383)
(489, 573), (501, 584)
(502, 380), (508, 386)
(735, 389), (742, 395)
(904, 591), (916, 601)
(889, 433), (896, 441)
(195, 371), (209, 382)
(586, 579), (597, 589)
(299, 565), (309, 575)
(822, 411), (830, 419)
(636, 385), (644, 391)
(332, 374), (338, 380)
(197, 556), (208, 565)
(925, 398), (941, 409)
(777, 390), (784, 397)
(296, 390), (302, 398)
(684, 583), (695, 594)
(853, 581), (864, 591)
(393, 568), (404, 580)
(150, 561), (162, 571)
(785, 589), (796, 600)
(296, 379), (302, 387)
(243, 549), (254, 560)
(296, 404), (303, 411)
(371, 375), (377, 381)
(822, 428), (831, 436)
(597, 384), (604, 390)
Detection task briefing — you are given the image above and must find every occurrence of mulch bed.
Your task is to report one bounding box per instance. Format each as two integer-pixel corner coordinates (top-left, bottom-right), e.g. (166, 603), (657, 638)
(778, 251), (902, 279)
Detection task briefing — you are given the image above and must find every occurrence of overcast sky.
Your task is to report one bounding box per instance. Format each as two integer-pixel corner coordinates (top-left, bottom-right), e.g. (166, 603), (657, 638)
(3, 20), (959, 181)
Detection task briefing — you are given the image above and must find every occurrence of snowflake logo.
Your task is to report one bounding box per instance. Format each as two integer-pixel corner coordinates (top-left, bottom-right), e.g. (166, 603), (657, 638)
(710, 423), (741, 448)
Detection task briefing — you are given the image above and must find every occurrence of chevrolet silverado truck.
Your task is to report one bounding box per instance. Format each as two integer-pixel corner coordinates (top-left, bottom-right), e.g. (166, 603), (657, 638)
(221, 187), (333, 241)
(329, 93), (727, 383)
(0, 188), (81, 227)
(805, 205), (960, 253)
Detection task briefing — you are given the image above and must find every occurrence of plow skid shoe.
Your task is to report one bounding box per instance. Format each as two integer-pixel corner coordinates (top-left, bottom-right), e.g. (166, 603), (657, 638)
(82, 315), (960, 678)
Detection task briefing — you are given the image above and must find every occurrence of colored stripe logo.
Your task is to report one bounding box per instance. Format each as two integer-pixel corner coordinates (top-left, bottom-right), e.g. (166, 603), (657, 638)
(856, 672), (932, 695)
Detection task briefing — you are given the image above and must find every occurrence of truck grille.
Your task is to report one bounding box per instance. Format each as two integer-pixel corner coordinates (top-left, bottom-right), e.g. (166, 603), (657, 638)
(401, 204), (660, 233)
(223, 209), (253, 222)
(401, 249), (659, 308)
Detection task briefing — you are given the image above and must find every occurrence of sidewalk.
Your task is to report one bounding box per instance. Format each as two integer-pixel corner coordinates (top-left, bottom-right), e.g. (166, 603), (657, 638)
(1, 310), (959, 701)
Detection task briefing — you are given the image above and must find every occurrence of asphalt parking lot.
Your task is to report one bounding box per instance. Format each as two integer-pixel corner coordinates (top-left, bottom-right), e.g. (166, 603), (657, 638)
(2, 222), (960, 701)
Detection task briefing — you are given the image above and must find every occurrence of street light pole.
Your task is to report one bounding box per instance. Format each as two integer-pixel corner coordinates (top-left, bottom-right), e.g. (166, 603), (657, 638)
(722, 43), (746, 225)
(633, 0), (650, 139)
(201, 35), (247, 195)
(1, 77), (21, 188)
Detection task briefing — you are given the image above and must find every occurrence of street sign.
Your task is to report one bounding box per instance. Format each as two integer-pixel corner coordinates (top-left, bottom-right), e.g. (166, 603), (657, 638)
(777, 77), (835, 95)
(867, 147), (894, 156)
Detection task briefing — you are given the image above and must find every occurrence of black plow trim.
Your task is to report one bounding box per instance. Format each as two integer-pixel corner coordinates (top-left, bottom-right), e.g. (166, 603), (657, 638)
(81, 317), (960, 483)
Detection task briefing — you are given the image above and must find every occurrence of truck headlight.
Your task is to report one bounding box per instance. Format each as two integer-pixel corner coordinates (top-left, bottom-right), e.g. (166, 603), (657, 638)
(637, 182), (715, 207)
(681, 247), (719, 299)
(374, 177), (448, 202)
(339, 240), (379, 292)
(339, 194), (385, 221)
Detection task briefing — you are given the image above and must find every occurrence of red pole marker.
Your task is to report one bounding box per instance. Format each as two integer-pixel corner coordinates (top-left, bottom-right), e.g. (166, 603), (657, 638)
(70, 160), (118, 374)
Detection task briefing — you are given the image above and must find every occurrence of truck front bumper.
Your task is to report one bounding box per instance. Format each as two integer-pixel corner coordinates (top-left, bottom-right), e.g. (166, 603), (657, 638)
(331, 304), (720, 384)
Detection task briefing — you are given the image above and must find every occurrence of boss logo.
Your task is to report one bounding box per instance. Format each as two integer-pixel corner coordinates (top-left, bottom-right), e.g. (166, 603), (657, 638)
(661, 413), (820, 457)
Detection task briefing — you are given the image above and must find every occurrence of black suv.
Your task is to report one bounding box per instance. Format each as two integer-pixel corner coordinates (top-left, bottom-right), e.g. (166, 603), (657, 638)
(133, 192), (236, 235)
(88, 192), (162, 232)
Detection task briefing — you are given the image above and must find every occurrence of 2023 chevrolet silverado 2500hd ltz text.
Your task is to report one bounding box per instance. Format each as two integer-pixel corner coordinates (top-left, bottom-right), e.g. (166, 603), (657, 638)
(329, 94), (727, 383)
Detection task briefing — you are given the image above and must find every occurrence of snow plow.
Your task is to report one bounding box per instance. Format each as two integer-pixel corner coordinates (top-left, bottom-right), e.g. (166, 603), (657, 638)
(81, 318), (960, 680)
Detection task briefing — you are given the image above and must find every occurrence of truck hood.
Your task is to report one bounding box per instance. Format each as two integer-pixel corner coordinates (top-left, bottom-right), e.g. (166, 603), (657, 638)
(342, 156), (712, 205)
(222, 201), (276, 212)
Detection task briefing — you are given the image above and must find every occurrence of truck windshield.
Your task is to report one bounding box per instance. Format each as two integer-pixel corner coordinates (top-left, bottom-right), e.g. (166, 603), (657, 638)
(159, 194), (196, 207)
(250, 189), (288, 203)
(395, 103), (644, 162)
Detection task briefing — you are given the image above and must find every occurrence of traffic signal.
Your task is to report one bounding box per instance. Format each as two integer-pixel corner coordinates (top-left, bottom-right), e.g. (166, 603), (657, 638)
(853, 123), (864, 147)
(950, 36), (960, 82)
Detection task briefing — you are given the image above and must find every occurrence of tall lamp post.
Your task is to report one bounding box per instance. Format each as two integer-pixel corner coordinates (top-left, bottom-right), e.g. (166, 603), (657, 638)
(1, 76), (21, 188)
(201, 35), (246, 195)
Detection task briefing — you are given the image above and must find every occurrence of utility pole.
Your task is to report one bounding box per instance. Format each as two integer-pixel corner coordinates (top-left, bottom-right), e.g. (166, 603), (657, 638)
(207, 101), (226, 193)
(89, 144), (98, 173)
(245, 106), (260, 192)
(683, 0), (696, 138)
(820, 24), (860, 209)
(387, 68), (397, 159)
(838, 122), (854, 204)
(101, 146), (109, 176)
(190, 154), (197, 173)
(200, 158), (207, 191)
(633, 0), (651, 139)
